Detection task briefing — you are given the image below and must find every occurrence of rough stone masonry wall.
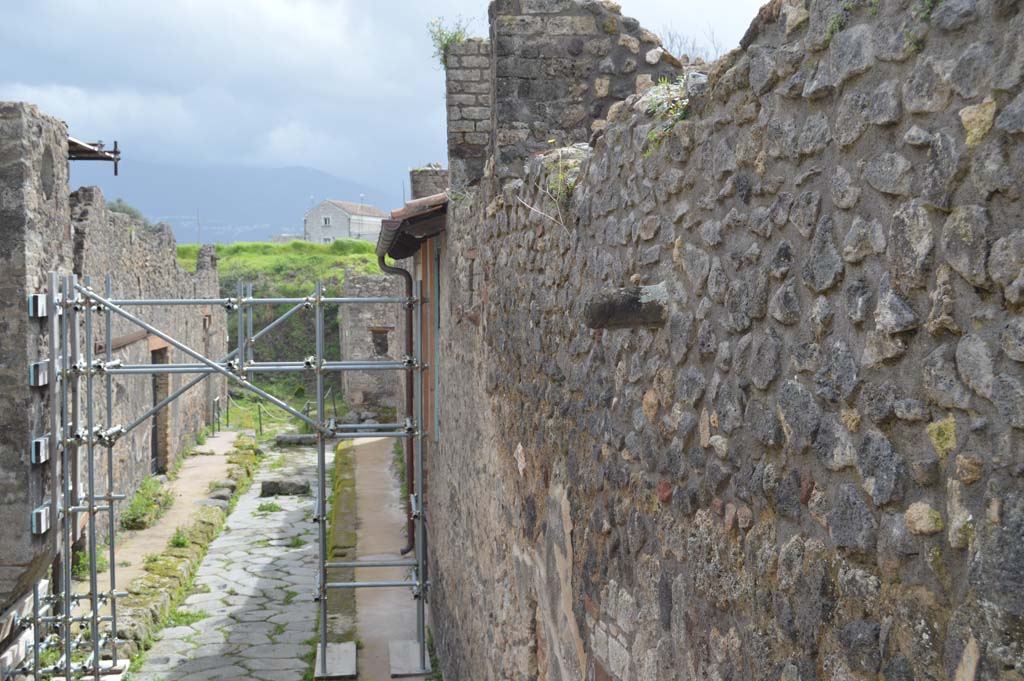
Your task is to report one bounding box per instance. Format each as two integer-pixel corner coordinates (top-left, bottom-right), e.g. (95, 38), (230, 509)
(72, 186), (227, 523)
(430, 1), (1024, 680)
(339, 270), (402, 413)
(0, 102), (226, 612)
(0, 102), (74, 613)
(489, 0), (681, 180)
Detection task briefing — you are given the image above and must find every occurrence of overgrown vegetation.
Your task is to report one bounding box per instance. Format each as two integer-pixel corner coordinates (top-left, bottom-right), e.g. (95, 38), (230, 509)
(121, 476), (174, 530)
(393, 439), (408, 504)
(71, 548), (109, 580)
(170, 527), (190, 548)
(825, 12), (847, 43)
(223, 381), (310, 443)
(428, 16), (472, 69)
(177, 239), (378, 398)
(257, 501), (284, 513)
(226, 437), (266, 514)
(176, 239), (378, 293)
(427, 628), (444, 680)
(643, 76), (690, 157)
(166, 608), (209, 627)
(108, 198), (149, 225)
(915, 0), (941, 20)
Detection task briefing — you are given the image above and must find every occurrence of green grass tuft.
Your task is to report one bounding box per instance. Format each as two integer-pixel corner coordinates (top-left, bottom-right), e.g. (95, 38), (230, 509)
(167, 608), (209, 627)
(71, 549), (109, 581)
(121, 477), (175, 530)
(170, 527), (190, 548)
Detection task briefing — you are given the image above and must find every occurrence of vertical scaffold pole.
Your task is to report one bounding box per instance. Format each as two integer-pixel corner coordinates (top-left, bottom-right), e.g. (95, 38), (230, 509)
(84, 277), (101, 679)
(105, 275), (119, 669)
(314, 280), (328, 676)
(246, 282), (255, 372)
(412, 279), (427, 671)
(237, 282), (246, 382)
(31, 582), (40, 680)
(61, 274), (76, 677)
(46, 271), (61, 657)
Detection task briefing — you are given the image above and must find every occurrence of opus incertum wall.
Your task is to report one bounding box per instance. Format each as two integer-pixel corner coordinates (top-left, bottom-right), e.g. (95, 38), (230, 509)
(0, 102), (226, 612)
(431, 1), (1024, 679)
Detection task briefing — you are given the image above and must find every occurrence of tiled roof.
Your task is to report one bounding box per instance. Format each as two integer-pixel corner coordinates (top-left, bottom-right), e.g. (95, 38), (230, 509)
(326, 200), (387, 218)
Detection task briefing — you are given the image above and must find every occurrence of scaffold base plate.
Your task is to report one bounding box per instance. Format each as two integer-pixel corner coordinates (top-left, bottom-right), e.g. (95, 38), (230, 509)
(388, 640), (431, 677)
(314, 641), (357, 679)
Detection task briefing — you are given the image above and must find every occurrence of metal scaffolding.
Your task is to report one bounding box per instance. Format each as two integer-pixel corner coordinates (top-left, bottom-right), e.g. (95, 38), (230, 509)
(2, 274), (430, 679)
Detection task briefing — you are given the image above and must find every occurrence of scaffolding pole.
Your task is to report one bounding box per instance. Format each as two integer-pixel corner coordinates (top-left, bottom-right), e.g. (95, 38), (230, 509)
(314, 281), (329, 677)
(7, 275), (428, 681)
(413, 278), (428, 674)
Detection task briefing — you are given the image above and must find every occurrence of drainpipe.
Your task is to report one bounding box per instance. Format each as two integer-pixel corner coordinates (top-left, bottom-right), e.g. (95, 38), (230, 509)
(379, 254), (416, 555)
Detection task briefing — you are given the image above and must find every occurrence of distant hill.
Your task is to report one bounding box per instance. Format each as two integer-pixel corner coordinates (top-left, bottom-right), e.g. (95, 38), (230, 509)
(71, 160), (395, 244)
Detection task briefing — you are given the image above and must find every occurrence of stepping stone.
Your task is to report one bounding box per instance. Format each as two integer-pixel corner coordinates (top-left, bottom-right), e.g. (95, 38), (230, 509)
(313, 641), (356, 679)
(261, 479), (311, 496)
(389, 640), (431, 677)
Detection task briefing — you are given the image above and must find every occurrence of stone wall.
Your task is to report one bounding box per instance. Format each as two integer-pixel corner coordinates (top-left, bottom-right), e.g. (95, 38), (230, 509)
(339, 270), (403, 415)
(488, 0), (681, 180)
(72, 187), (227, 510)
(0, 102), (227, 612)
(410, 164), (450, 199)
(446, 38), (493, 190)
(0, 102), (74, 613)
(430, 1), (1024, 680)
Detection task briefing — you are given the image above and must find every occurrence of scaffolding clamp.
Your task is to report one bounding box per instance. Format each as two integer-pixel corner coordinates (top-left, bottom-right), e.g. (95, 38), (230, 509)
(98, 426), (125, 447)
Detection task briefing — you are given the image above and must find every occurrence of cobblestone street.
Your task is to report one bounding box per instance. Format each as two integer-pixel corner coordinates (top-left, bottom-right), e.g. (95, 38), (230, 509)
(131, 445), (324, 681)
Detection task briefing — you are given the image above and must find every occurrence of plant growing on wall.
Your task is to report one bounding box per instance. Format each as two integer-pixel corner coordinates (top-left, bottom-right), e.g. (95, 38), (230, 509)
(643, 76), (690, 157)
(428, 16), (471, 69)
(108, 197), (150, 226)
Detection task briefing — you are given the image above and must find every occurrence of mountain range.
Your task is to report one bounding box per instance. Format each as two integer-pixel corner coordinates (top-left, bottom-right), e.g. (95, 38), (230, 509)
(70, 160), (396, 244)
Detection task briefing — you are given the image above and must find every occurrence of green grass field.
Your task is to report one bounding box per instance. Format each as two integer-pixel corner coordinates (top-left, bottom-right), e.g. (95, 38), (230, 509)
(176, 239), (380, 297)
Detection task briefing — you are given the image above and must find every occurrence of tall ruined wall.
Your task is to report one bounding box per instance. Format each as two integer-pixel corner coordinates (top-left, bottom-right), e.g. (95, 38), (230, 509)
(489, 0), (680, 180)
(73, 187), (227, 516)
(447, 39), (494, 189)
(0, 102), (226, 611)
(431, 1), (1024, 680)
(0, 103), (74, 612)
(339, 270), (403, 413)
(410, 164), (450, 199)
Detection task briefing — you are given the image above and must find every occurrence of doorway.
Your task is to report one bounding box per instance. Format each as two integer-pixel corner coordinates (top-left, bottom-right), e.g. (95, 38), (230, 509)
(150, 346), (170, 473)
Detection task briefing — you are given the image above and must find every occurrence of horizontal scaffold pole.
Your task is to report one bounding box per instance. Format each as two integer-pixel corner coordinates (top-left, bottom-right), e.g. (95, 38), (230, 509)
(120, 301), (307, 436)
(75, 285), (323, 433)
(108, 296), (413, 306)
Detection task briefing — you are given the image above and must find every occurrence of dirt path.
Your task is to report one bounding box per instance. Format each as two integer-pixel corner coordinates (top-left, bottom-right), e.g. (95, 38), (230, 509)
(351, 436), (425, 680)
(70, 431), (236, 605)
(114, 431), (236, 589)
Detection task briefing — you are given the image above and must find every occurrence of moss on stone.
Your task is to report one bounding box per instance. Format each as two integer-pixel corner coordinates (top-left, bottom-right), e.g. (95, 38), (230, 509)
(926, 414), (957, 459)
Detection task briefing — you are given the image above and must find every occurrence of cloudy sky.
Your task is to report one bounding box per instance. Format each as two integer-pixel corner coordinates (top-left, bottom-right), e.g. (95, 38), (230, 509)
(1, 0), (764, 208)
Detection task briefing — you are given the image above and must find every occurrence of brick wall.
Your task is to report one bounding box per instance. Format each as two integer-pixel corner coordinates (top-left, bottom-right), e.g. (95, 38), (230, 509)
(446, 38), (493, 190)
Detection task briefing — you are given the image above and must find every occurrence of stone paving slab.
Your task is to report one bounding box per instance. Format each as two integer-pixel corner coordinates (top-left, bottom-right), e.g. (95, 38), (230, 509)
(131, 445), (325, 681)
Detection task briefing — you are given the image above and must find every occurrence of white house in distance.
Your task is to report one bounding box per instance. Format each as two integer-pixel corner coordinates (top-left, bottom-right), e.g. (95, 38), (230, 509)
(303, 199), (387, 244)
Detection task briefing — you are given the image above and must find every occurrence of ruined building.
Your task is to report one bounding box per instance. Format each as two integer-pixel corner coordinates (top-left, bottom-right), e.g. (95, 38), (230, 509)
(0, 102), (227, 613)
(377, 0), (1024, 679)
